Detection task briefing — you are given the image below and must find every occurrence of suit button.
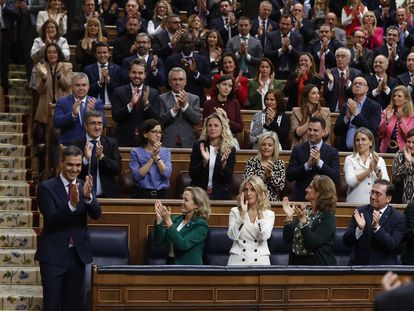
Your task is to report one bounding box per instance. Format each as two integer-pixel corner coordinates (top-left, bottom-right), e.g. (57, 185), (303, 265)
(243, 240), (246, 243)
(242, 258), (245, 262)
(243, 249), (246, 252)
(254, 259), (258, 262)
(254, 249), (257, 252)
(254, 240), (257, 243)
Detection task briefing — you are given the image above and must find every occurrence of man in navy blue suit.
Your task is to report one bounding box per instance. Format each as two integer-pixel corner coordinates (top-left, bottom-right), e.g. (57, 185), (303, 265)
(83, 42), (121, 106)
(165, 32), (211, 104)
(209, 0), (238, 46)
(343, 179), (406, 265)
(286, 116), (340, 201)
(397, 52), (414, 100)
(250, 1), (278, 48)
(35, 145), (101, 311)
(53, 73), (105, 145)
(120, 32), (166, 88)
(333, 76), (381, 152)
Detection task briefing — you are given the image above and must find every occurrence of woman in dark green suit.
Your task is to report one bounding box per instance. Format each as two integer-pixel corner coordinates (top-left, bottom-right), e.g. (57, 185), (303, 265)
(154, 186), (211, 265)
(282, 175), (337, 265)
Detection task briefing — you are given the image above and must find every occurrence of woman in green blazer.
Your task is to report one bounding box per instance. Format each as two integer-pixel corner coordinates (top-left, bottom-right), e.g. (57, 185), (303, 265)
(282, 175), (337, 265)
(154, 186), (211, 265)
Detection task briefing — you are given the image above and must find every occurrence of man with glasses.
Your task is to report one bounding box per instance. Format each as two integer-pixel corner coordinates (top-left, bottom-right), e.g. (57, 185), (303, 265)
(343, 179), (406, 265)
(152, 14), (183, 61)
(333, 76), (381, 151)
(71, 110), (121, 198)
(120, 32), (166, 88)
(349, 30), (373, 75)
(159, 67), (201, 148)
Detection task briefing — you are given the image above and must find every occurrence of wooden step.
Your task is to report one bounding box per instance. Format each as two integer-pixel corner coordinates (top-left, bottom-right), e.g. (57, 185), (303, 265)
(0, 267), (40, 285)
(0, 228), (37, 249)
(0, 197), (32, 212)
(0, 211), (33, 228)
(0, 285), (42, 310)
(0, 133), (26, 145)
(0, 180), (31, 197)
(0, 157), (28, 169)
(0, 122), (24, 133)
(0, 249), (37, 267)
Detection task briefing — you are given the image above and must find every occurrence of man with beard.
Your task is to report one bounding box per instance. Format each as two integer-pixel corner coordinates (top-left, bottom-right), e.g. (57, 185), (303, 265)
(112, 15), (140, 65)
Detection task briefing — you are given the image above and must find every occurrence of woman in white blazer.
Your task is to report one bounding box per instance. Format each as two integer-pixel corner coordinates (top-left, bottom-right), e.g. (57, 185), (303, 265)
(227, 175), (275, 265)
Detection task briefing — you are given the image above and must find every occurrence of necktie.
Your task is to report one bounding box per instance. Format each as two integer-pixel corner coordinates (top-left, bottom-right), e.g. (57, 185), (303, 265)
(338, 72), (345, 111)
(135, 88), (141, 112)
(225, 18), (231, 40)
(240, 37), (248, 73)
(89, 140), (98, 196)
(261, 20), (266, 47)
(319, 47), (326, 77)
(80, 100), (87, 125)
(400, 30), (405, 47)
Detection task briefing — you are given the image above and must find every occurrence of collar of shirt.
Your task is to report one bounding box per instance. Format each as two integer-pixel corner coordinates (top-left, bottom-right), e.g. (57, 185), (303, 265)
(354, 152), (373, 166)
(86, 133), (101, 144)
(356, 96), (367, 110)
(167, 30), (174, 40)
(378, 205), (388, 216)
(309, 140), (323, 150)
(375, 74), (386, 82)
(98, 62), (108, 68)
(181, 51), (194, 58)
(136, 53), (149, 62)
(386, 43), (395, 51)
(239, 34), (250, 41)
(258, 17), (266, 25)
(130, 83), (143, 93)
(60, 173), (76, 191)
(280, 32), (291, 39)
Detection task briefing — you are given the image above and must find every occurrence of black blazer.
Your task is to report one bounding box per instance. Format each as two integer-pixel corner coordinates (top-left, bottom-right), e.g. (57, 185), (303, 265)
(283, 72), (322, 111)
(367, 75), (399, 110)
(349, 47), (374, 75)
(83, 62), (121, 105)
(189, 140), (236, 200)
(373, 45), (408, 78)
(333, 97), (381, 151)
(286, 142), (340, 201)
(151, 30), (173, 61)
(71, 135), (122, 197)
(111, 84), (159, 147)
(250, 18), (279, 47)
(111, 33), (136, 65)
(343, 204), (406, 265)
(307, 39), (343, 71)
(375, 283), (414, 311)
(35, 177), (101, 265)
(397, 71), (414, 100)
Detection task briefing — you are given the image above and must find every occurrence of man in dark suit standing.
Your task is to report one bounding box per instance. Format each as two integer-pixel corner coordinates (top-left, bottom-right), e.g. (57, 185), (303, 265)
(120, 32), (166, 88)
(165, 31), (211, 104)
(53, 73), (105, 145)
(111, 59), (159, 147)
(333, 76), (381, 152)
(343, 179), (406, 265)
(35, 145), (101, 311)
(397, 52), (414, 100)
(350, 30), (373, 75)
(72, 110), (121, 197)
(250, 1), (278, 49)
(111, 16), (141, 65)
(151, 14), (183, 61)
(291, 3), (316, 49)
(286, 116), (340, 201)
(324, 47), (362, 112)
(374, 26), (408, 78)
(265, 13), (303, 79)
(367, 55), (399, 110)
(160, 67), (201, 148)
(225, 16), (263, 78)
(375, 271), (414, 311)
(84, 42), (121, 106)
(209, 0), (238, 46)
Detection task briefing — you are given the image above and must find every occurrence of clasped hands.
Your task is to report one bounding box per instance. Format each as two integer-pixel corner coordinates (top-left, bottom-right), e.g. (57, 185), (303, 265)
(282, 197), (307, 224)
(155, 200), (172, 227)
(68, 175), (93, 208)
(352, 209), (380, 231)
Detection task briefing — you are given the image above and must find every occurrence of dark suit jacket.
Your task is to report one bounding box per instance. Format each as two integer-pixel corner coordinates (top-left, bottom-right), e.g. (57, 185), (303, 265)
(373, 45), (408, 78)
(210, 16), (239, 46)
(286, 141), (340, 201)
(159, 91), (201, 148)
(120, 54), (167, 88)
(295, 19), (316, 49)
(53, 95), (105, 145)
(343, 204), (406, 265)
(111, 33), (136, 65)
(307, 38), (344, 71)
(111, 84), (159, 147)
(367, 75), (399, 110)
(165, 53), (211, 103)
(349, 47), (374, 75)
(250, 18), (279, 48)
(154, 214), (208, 265)
(375, 283), (414, 311)
(323, 67), (362, 112)
(283, 72), (322, 111)
(151, 30), (173, 61)
(333, 96), (381, 151)
(397, 71), (414, 100)
(264, 30), (303, 78)
(83, 62), (121, 105)
(35, 177), (101, 265)
(71, 135), (121, 197)
(189, 140), (236, 200)
(116, 16), (147, 37)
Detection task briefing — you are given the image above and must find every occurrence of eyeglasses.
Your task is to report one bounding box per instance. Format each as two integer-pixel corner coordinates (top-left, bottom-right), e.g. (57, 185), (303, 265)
(370, 190), (386, 197)
(149, 130), (163, 135)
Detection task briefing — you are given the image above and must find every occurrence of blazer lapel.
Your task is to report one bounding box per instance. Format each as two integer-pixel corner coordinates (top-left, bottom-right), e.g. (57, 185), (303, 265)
(53, 177), (69, 207)
(380, 206), (392, 226)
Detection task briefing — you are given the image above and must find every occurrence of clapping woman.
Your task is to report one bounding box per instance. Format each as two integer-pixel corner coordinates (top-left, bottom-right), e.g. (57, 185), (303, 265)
(154, 186), (211, 265)
(243, 132), (285, 202)
(283, 175), (337, 265)
(189, 113), (236, 200)
(199, 30), (223, 77)
(355, 11), (383, 50)
(344, 127), (389, 203)
(130, 119), (172, 199)
(227, 175), (275, 265)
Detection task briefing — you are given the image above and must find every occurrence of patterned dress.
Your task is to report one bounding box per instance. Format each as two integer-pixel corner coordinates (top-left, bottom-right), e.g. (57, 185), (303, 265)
(242, 156), (285, 202)
(392, 150), (414, 204)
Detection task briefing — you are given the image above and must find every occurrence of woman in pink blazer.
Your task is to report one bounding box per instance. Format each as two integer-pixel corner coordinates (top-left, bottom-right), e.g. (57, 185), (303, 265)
(355, 11), (383, 50)
(378, 86), (414, 153)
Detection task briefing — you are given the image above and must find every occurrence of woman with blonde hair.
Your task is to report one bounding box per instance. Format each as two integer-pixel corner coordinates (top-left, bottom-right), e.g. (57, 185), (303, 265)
(355, 11), (383, 49)
(243, 132), (285, 202)
(283, 175), (337, 265)
(75, 17), (107, 70)
(36, 0), (67, 35)
(291, 83), (331, 147)
(227, 175), (275, 265)
(344, 127), (389, 203)
(188, 14), (207, 52)
(189, 112), (236, 200)
(154, 186), (211, 265)
(147, 0), (173, 37)
(378, 85), (414, 153)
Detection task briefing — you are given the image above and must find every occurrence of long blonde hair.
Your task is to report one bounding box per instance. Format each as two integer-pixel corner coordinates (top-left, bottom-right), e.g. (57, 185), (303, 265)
(199, 113), (233, 154)
(183, 186), (211, 220)
(361, 11), (377, 36)
(81, 17), (105, 50)
(237, 175), (271, 211)
(388, 85), (414, 117)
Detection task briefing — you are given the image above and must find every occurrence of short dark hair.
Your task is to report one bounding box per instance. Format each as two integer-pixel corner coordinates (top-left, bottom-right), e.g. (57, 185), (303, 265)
(374, 179), (395, 197)
(61, 145), (83, 161)
(137, 119), (161, 146)
(44, 43), (64, 63)
(280, 13), (293, 24)
(309, 115), (326, 129)
(130, 58), (147, 72)
(265, 89), (285, 113)
(85, 110), (103, 123)
(93, 41), (110, 54)
(214, 74), (235, 100)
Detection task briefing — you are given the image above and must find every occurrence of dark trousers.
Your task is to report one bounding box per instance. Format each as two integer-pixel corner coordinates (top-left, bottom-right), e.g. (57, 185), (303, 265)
(39, 248), (85, 311)
(0, 28), (13, 91)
